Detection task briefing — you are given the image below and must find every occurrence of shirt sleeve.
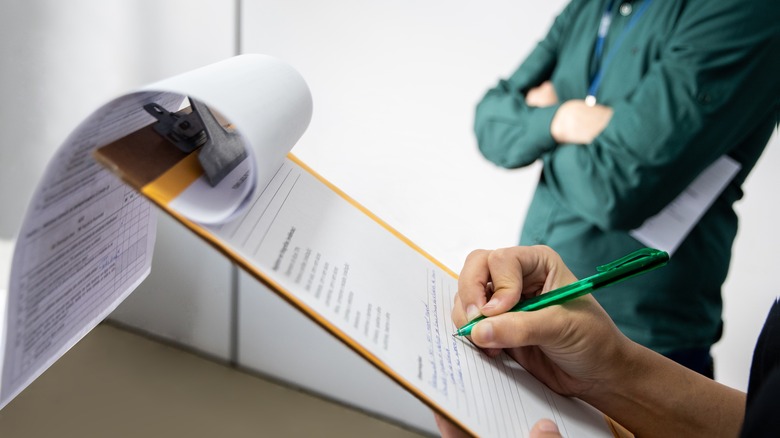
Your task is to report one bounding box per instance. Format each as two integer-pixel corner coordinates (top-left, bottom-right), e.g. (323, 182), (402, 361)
(542, 0), (780, 231)
(473, 1), (579, 168)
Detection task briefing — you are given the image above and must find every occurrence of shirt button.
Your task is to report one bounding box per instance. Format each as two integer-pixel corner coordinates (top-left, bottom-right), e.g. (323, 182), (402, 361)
(620, 3), (633, 16)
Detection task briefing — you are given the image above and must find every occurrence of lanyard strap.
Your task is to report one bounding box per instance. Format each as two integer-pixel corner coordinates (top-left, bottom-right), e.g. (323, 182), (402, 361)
(586, 0), (654, 106)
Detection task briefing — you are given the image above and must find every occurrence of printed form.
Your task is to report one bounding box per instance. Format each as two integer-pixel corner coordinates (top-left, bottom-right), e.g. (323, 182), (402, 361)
(0, 92), (182, 407)
(204, 158), (612, 437)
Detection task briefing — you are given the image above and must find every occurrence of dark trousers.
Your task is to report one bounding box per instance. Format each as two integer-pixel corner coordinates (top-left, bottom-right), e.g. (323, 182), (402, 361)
(664, 348), (714, 379)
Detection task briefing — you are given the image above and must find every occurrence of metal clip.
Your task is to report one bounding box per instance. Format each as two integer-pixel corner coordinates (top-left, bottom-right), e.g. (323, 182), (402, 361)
(144, 98), (248, 187)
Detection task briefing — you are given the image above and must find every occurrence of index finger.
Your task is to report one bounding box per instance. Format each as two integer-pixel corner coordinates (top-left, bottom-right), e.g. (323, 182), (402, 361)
(457, 247), (532, 319)
(485, 246), (578, 313)
(472, 246), (573, 317)
(479, 247), (533, 316)
(456, 249), (493, 322)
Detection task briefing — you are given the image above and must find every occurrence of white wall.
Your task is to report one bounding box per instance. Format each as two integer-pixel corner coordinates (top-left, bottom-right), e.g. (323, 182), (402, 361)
(0, 0), (238, 359)
(239, 0), (780, 394)
(1, 0), (778, 434)
(715, 132), (780, 390)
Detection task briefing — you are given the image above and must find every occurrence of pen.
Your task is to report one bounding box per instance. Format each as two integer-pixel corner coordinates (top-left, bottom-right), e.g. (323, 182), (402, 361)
(453, 247), (670, 337)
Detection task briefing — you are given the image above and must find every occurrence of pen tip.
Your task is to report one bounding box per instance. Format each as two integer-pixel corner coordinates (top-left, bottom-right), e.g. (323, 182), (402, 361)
(451, 332), (458, 338)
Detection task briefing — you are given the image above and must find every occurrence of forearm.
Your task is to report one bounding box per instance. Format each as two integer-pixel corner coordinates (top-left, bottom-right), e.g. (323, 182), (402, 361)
(584, 342), (745, 437)
(475, 90), (559, 168)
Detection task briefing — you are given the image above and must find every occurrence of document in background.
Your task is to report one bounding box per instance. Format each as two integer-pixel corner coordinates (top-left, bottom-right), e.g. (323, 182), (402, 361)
(0, 92), (181, 407)
(630, 156), (741, 255)
(0, 55), (309, 409)
(2, 55), (618, 437)
(0, 239), (13, 361)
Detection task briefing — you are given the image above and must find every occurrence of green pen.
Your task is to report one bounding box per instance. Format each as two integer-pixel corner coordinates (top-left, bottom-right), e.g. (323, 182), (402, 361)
(453, 247), (670, 337)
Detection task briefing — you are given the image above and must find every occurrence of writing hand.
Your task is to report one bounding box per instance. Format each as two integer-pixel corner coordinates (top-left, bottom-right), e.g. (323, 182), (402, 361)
(551, 99), (614, 144)
(447, 249), (747, 437)
(451, 245), (632, 398)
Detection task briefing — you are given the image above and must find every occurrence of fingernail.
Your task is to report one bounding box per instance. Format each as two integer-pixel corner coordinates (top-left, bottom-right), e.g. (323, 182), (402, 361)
(478, 321), (494, 342)
(466, 304), (481, 321)
(537, 419), (559, 433)
(482, 296), (501, 313)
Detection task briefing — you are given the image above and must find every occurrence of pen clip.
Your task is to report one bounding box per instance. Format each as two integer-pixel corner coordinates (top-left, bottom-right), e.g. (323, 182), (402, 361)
(596, 247), (665, 272)
(590, 247), (669, 289)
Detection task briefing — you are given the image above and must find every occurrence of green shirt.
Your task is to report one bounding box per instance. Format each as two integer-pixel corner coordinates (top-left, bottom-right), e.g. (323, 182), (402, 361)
(474, 0), (779, 353)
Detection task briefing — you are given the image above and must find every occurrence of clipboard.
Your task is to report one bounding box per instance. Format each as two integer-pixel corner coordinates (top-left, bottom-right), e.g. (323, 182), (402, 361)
(3, 54), (628, 438)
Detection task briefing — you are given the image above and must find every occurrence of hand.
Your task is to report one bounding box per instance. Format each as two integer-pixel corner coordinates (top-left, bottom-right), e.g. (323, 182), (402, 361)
(448, 246), (747, 437)
(435, 413), (563, 438)
(530, 419), (562, 438)
(434, 413), (471, 438)
(451, 245), (632, 398)
(525, 81), (559, 107)
(550, 100), (613, 144)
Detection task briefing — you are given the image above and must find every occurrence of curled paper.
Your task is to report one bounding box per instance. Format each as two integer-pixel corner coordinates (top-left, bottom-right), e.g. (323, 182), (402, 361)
(1, 54), (311, 407)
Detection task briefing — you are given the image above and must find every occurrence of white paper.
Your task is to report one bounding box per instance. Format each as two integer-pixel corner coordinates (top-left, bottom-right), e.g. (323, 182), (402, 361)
(0, 91), (177, 407)
(203, 159), (612, 437)
(0, 239), (14, 375)
(0, 54), (312, 409)
(630, 155), (741, 255)
(166, 156), (255, 224)
(143, 54), (312, 223)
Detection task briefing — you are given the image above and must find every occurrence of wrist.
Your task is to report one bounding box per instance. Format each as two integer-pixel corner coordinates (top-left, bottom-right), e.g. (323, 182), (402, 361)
(550, 100), (613, 144)
(578, 332), (643, 405)
(550, 100), (580, 144)
(549, 103), (570, 143)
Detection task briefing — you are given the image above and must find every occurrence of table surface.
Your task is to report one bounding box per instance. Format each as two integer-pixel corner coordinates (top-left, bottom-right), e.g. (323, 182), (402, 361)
(0, 323), (427, 437)
(0, 239), (427, 437)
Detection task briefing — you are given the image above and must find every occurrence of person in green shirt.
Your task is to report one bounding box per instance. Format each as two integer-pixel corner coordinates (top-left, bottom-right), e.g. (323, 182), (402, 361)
(473, 0), (779, 377)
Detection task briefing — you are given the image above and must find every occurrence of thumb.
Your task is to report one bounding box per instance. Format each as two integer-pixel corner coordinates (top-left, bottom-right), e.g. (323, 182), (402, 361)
(470, 307), (563, 350)
(529, 419), (563, 438)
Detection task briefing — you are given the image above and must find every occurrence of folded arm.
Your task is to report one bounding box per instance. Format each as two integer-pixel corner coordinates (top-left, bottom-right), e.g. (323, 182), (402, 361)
(541, 1), (780, 230)
(476, 0), (779, 231)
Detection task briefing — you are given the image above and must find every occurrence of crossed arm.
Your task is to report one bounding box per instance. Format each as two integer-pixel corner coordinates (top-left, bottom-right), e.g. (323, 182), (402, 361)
(475, 0), (779, 231)
(525, 80), (614, 147)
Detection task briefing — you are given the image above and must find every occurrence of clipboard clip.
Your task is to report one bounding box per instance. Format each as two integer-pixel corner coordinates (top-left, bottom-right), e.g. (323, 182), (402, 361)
(143, 98), (248, 187)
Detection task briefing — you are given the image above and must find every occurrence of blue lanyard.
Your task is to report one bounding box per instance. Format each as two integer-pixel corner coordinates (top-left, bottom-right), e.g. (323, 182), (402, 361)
(586, 0), (654, 105)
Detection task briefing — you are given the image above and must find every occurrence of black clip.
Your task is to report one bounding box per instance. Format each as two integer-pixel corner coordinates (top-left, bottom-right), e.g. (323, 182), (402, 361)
(144, 98), (248, 187)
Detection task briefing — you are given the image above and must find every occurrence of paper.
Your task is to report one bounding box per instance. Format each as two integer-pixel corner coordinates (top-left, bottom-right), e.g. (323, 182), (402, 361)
(0, 239), (13, 367)
(0, 55), (311, 408)
(1, 54), (617, 437)
(630, 156), (741, 255)
(0, 91), (180, 407)
(191, 157), (614, 437)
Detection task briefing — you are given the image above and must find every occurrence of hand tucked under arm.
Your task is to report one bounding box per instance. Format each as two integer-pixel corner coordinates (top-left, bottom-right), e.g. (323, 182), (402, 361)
(526, 80), (559, 108)
(550, 99), (614, 145)
(525, 83), (613, 145)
